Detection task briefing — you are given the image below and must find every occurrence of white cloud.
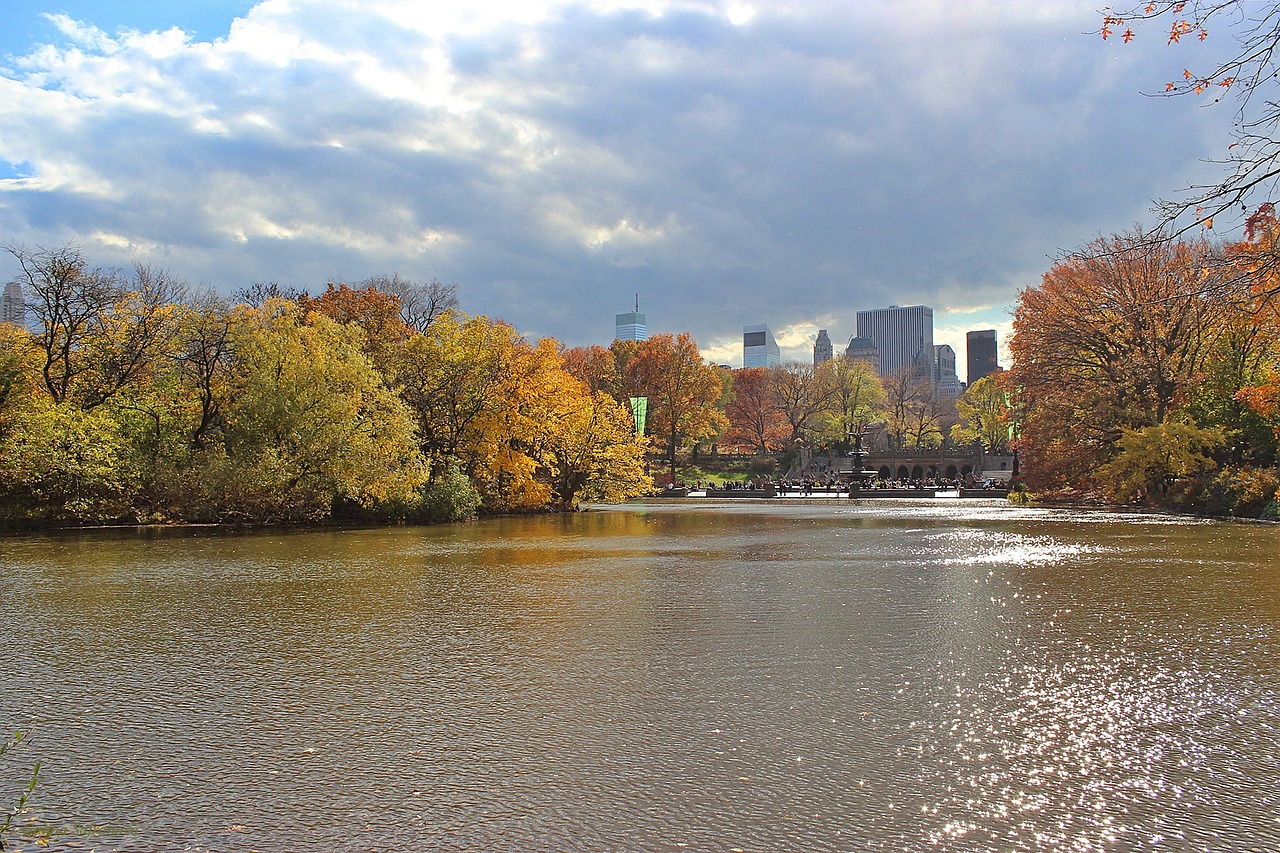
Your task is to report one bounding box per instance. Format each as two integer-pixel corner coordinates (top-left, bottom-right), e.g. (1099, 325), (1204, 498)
(0, 0), (1243, 357)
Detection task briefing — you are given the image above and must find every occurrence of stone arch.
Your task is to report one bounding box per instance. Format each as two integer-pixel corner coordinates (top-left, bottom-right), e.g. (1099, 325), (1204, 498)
(961, 465), (973, 477)
(911, 465), (924, 479)
(896, 465), (910, 480)
(945, 465), (958, 479)
(878, 465), (892, 479)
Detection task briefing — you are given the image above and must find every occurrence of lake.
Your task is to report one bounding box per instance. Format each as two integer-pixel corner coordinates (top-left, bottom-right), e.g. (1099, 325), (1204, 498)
(1, 500), (1278, 851)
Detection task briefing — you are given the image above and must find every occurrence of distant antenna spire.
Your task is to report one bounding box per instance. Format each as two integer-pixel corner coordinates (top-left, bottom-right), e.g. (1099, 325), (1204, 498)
(634, 293), (639, 313)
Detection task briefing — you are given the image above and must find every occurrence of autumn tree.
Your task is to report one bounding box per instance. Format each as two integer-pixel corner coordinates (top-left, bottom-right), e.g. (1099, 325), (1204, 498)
(1010, 229), (1231, 490)
(1095, 421), (1224, 503)
(389, 313), (523, 486)
(770, 361), (833, 446)
(301, 281), (410, 361)
(504, 341), (648, 509)
(1101, 1), (1280, 230)
(562, 344), (624, 399)
(361, 274), (458, 334)
(882, 368), (944, 450)
(624, 333), (726, 484)
(197, 300), (425, 523)
(723, 367), (787, 453)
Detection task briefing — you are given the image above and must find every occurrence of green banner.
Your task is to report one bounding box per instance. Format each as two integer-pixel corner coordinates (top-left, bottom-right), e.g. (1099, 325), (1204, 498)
(630, 397), (647, 436)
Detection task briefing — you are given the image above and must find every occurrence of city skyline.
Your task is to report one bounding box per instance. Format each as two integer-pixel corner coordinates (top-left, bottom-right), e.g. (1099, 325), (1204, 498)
(0, 2), (1240, 382)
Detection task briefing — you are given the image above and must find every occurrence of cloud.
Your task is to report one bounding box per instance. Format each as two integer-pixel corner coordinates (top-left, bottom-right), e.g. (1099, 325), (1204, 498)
(0, 0), (1241, 361)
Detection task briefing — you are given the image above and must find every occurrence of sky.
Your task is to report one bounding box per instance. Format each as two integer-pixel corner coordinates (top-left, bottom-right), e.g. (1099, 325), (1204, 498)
(0, 0), (1245, 379)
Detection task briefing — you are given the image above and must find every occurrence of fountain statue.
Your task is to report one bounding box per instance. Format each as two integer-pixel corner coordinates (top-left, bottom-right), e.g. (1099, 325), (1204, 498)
(847, 426), (880, 490)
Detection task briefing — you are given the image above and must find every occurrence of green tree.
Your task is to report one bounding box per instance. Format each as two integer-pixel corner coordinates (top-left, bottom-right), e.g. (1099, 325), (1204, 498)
(192, 300), (425, 523)
(815, 355), (885, 451)
(951, 375), (1015, 453)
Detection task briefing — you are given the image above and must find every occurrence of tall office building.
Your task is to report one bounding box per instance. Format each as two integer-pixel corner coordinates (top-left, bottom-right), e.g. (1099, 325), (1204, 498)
(1, 281), (25, 327)
(813, 329), (833, 365)
(855, 305), (934, 377)
(934, 344), (964, 398)
(966, 329), (999, 384)
(614, 300), (647, 341)
(743, 324), (780, 368)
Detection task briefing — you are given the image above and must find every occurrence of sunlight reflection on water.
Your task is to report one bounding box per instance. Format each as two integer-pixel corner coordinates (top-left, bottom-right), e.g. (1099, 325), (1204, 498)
(0, 502), (1277, 851)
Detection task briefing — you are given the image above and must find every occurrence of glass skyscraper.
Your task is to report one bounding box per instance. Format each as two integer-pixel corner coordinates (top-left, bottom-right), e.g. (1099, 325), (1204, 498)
(614, 311), (647, 341)
(743, 324), (780, 368)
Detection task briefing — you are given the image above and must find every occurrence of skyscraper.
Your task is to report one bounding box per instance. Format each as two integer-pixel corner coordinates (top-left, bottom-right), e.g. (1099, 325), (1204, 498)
(1, 281), (25, 327)
(614, 296), (647, 341)
(813, 329), (833, 365)
(743, 324), (780, 368)
(855, 305), (933, 377)
(934, 344), (964, 398)
(966, 329), (999, 384)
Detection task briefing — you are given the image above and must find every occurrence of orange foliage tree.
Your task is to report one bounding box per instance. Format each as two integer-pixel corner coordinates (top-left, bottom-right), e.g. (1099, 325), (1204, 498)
(723, 367), (787, 454)
(624, 333), (726, 484)
(1010, 229), (1230, 491)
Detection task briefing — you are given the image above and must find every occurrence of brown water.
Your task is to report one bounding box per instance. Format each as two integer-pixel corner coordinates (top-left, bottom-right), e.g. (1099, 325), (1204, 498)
(1, 500), (1278, 851)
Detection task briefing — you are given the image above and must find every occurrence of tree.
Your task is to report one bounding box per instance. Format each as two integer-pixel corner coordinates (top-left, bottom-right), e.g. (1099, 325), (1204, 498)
(1010, 229), (1231, 490)
(624, 333), (726, 484)
(882, 368), (943, 450)
(1094, 421), (1223, 503)
(815, 355), (885, 451)
(360, 274), (458, 334)
(723, 367), (787, 453)
(561, 344), (625, 400)
(198, 300), (425, 523)
(1101, 1), (1280, 230)
(0, 399), (140, 524)
(5, 242), (121, 405)
(951, 374), (1015, 453)
(3, 245), (185, 411)
(172, 292), (234, 452)
(390, 313), (523, 483)
(301, 281), (410, 362)
(770, 361), (833, 445)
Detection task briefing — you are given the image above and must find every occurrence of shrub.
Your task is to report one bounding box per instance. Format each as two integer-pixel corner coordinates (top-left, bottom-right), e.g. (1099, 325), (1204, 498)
(417, 459), (481, 523)
(1198, 466), (1280, 518)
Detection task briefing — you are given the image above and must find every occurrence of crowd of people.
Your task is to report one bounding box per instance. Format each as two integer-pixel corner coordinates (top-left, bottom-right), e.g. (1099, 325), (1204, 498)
(659, 475), (1010, 495)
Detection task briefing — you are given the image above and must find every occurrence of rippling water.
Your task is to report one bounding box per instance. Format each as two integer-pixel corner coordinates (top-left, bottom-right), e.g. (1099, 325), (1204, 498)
(1, 501), (1278, 851)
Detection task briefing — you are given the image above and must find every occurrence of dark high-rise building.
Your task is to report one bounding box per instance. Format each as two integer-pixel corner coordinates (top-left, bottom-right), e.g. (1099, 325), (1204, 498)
(966, 329), (999, 384)
(813, 329), (833, 365)
(856, 305), (933, 377)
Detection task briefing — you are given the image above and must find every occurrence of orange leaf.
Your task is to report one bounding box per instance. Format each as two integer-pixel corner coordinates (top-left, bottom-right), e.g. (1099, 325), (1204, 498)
(1102, 25), (1113, 39)
(1184, 68), (1193, 79)
(1123, 28), (1135, 43)
(1166, 82), (1176, 92)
